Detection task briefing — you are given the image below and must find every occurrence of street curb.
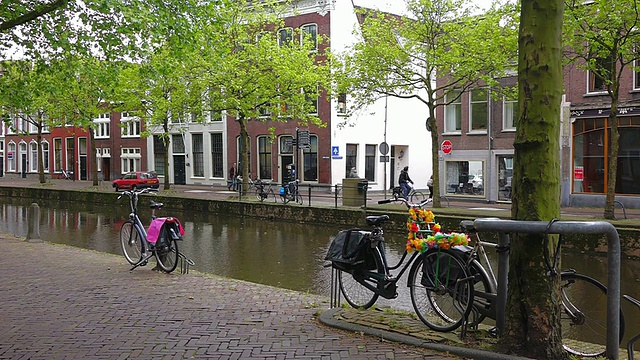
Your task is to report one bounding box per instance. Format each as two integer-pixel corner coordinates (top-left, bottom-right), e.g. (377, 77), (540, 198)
(318, 308), (535, 360)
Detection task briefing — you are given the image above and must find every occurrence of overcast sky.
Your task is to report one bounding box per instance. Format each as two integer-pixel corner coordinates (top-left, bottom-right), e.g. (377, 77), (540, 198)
(352, 0), (494, 15)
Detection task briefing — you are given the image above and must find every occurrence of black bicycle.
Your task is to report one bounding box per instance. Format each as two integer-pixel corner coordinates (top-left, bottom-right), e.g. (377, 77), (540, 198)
(279, 179), (303, 205)
(326, 197), (475, 330)
(255, 179), (277, 203)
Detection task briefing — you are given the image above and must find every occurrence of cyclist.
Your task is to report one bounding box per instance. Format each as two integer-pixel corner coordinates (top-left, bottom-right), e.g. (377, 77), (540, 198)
(398, 166), (414, 200)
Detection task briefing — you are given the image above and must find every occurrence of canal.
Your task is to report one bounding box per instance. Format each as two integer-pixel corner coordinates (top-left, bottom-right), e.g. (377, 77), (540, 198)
(1, 197), (638, 344)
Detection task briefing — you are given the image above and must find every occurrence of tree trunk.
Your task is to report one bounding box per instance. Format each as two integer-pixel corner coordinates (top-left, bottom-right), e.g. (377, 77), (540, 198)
(238, 114), (250, 195)
(427, 103), (441, 208)
(37, 116), (45, 184)
(604, 75), (620, 219)
(502, 0), (565, 358)
(162, 119), (171, 191)
(89, 128), (98, 186)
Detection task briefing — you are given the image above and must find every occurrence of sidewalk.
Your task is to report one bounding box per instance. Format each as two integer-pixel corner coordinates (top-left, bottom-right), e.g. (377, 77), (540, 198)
(0, 232), (528, 360)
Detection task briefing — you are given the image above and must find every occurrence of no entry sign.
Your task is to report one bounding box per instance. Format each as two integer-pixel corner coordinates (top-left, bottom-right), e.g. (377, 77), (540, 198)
(441, 140), (452, 154)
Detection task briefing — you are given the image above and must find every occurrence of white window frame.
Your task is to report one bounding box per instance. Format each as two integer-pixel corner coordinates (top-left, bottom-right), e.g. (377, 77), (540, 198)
(277, 27), (293, 46)
(300, 23), (318, 51)
(121, 112), (141, 138)
(634, 59), (640, 90)
(469, 88), (488, 133)
(7, 141), (16, 172)
(29, 141), (38, 172)
(503, 96), (517, 131)
(120, 147), (141, 173)
(41, 141), (49, 172)
(444, 90), (462, 134)
(96, 148), (102, 172)
(94, 113), (110, 139)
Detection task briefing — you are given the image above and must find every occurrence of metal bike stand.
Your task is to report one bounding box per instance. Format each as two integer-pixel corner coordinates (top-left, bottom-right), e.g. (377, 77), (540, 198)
(329, 266), (341, 308)
(472, 218), (622, 360)
(178, 252), (195, 274)
(452, 275), (476, 339)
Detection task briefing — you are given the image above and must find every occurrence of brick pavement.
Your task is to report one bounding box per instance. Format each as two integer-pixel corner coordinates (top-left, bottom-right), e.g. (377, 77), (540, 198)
(0, 234), (460, 360)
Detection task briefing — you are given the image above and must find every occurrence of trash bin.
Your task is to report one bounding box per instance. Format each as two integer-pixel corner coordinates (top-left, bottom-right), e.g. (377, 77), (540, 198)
(342, 178), (366, 207)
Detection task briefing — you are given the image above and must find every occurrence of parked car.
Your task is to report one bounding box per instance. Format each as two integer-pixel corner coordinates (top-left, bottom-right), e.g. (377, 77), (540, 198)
(468, 174), (483, 189)
(112, 171), (159, 192)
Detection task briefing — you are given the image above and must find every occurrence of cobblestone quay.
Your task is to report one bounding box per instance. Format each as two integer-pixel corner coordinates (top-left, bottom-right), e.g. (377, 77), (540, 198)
(0, 234), (458, 360)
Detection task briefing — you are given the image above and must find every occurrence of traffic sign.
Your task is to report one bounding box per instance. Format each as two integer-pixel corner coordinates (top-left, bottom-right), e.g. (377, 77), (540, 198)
(379, 141), (389, 155)
(379, 155), (389, 162)
(441, 140), (453, 154)
(297, 130), (310, 149)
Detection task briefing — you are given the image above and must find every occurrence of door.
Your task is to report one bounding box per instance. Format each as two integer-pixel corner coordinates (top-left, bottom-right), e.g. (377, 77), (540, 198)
(173, 155), (186, 185)
(80, 157), (87, 180)
(21, 154), (27, 178)
(0, 157), (3, 177)
(280, 155), (293, 184)
(103, 158), (111, 181)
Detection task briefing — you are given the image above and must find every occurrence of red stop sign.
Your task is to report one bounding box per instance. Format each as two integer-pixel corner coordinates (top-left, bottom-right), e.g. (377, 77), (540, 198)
(441, 140), (453, 154)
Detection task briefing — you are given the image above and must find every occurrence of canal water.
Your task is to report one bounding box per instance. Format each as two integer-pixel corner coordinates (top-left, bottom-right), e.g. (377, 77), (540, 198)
(1, 197), (638, 344)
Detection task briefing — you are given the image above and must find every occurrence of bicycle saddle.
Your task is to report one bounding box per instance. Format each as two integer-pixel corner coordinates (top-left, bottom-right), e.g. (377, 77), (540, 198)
(366, 215), (389, 227)
(149, 201), (164, 209)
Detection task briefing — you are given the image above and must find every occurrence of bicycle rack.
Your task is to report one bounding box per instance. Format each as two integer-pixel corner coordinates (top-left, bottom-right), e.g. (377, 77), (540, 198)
(328, 265), (342, 308)
(472, 218), (622, 360)
(177, 252), (195, 275)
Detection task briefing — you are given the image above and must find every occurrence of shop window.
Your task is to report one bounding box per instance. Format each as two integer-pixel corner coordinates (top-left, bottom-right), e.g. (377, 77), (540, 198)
(445, 160), (484, 196)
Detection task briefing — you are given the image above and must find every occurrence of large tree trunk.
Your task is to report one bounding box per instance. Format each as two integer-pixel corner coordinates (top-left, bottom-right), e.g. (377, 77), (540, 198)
(604, 77), (620, 219)
(503, 0), (565, 358)
(90, 129), (98, 186)
(427, 103), (441, 208)
(162, 120), (171, 191)
(238, 114), (250, 195)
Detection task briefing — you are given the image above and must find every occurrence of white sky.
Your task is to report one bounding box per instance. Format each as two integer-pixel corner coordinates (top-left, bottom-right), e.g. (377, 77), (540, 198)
(352, 0), (494, 15)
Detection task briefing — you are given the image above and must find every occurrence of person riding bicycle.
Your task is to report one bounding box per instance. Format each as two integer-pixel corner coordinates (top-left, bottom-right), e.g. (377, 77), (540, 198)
(398, 166), (414, 200)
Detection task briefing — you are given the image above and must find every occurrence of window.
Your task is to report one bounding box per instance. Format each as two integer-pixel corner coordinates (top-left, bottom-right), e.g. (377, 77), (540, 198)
(210, 133), (223, 178)
(365, 144), (376, 181)
(302, 135), (318, 181)
(153, 135), (166, 176)
(444, 90), (462, 133)
(345, 144), (358, 178)
(172, 134), (185, 153)
(497, 155), (513, 201)
(42, 141), (49, 172)
(278, 28), (292, 46)
(445, 160), (484, 196)
(588, 56), (613, 93)
(305, 86), (318, 114)
(65, 137), (74, 172)
(30, 141), (38, 172)
(54, 138), (62, 172)
(121, 148), (141, 173)
(634, 60), (640, 90)
(192, 133), (204, 177)
(301, 23), (317, 51)
(470, 88), (488, 131)
(7, 142), (15, 171)
(503, 96), (518, 131)
(94, 113), (110, 139)
(96, 148), (102, 172)
(337, 93), (347, 114)
(257, 136), (272, 179)
(121, 113), (141, 137)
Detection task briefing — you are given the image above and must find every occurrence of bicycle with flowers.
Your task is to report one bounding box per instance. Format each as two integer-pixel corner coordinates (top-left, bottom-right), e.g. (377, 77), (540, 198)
(327, 197), (475, 331)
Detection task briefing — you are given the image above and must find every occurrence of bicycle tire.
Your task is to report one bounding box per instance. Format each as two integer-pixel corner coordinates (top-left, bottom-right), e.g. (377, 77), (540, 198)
(268, 188), (277, 203)
(155, 226), (179, 273)
(409, 249), (474, 332)
(338, 247), (384, 309)
(463, 257), (496, 327)
(120, 221), (143, 265)
(255, 188), (264, 202)
(560, 272), (625, 357)
(409, 190), (426, 204)
(295, 192), (303, 205)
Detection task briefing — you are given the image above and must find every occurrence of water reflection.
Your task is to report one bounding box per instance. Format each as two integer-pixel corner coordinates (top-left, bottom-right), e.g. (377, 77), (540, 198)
(1, 197), (639, 343)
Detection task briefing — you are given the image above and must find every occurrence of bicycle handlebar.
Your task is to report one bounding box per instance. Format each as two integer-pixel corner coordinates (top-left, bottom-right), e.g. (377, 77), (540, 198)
(117, 187), (158, 199)
(377, 197), (431, 208)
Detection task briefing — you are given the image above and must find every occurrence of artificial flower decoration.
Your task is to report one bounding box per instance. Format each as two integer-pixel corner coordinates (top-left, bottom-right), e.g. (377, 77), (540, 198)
(406, 207), (469, 253)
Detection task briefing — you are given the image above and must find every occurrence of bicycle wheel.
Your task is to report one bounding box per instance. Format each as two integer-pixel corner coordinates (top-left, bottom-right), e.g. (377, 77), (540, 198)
(268, 188), (277, 203)
(560, 272), (625, 357)
(295, 191), (303, 205)
(255, 188), (264, 202)
(338, 247), (384, 309)
(409, 190), (426, 204)
(409, 249), (474, 332)
(120, 221), (143, 265)
(155, 226), (179, 273)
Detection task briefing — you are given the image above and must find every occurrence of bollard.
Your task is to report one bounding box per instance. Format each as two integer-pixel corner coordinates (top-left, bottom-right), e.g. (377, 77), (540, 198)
(26, 203), (42, 242)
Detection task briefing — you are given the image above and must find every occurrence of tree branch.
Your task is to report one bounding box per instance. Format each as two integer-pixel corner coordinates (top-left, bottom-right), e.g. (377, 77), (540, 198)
(1, 0), (67, 32)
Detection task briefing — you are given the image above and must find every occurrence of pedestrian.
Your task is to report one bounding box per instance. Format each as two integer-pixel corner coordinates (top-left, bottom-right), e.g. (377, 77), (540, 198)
(427, 175), (434, 199)
(398, 166), (413, 200)
(228, 163), (236, 191)
(349, 167), (358, 178)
